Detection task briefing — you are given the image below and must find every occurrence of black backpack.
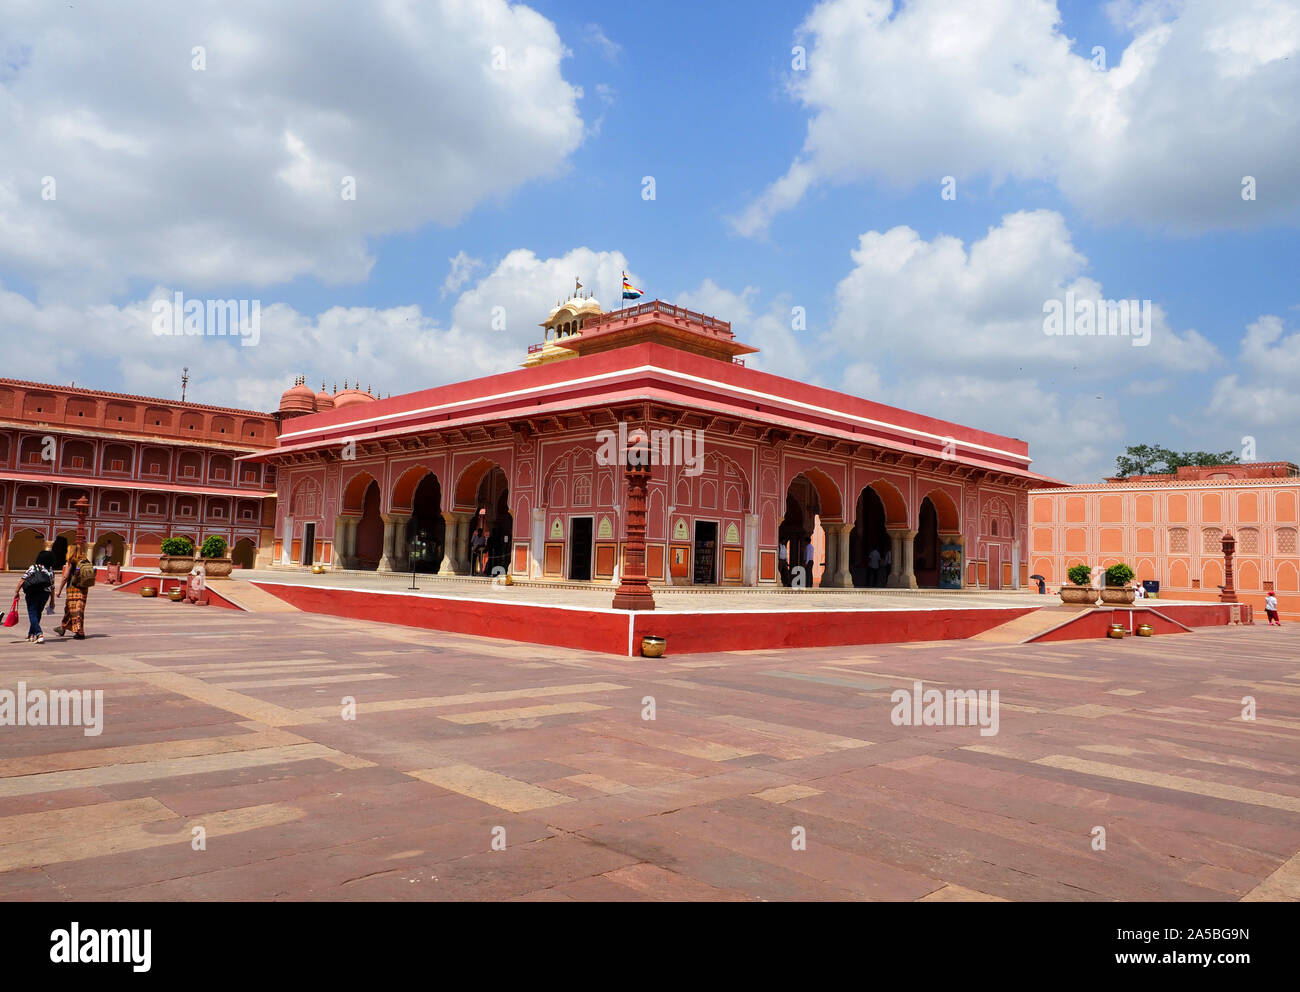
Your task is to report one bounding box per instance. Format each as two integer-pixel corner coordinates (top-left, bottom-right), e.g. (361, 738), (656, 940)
(23, 567), (52, 594)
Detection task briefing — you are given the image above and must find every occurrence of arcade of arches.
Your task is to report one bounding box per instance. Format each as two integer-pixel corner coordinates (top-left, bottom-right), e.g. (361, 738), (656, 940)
(329, 463), (512, 576)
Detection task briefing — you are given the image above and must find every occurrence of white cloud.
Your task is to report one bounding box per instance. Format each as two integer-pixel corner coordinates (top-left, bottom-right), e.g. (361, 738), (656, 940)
(582, 23), (623, 63)
(735, 0), (1300, 235)
(674, 279), (819, 384)
(0, 246), (634, 410)
(441, 251), (485, 299)
(0, 1), (584, 300)
(830, 210), (1220, 377)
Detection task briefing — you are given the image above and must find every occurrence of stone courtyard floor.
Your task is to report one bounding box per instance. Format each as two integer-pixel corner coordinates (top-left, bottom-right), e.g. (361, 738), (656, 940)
(1, 590), (1298, 901)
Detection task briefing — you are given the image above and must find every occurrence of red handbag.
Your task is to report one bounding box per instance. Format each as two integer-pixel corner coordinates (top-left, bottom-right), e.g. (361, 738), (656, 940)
(3, 594), (19, 627)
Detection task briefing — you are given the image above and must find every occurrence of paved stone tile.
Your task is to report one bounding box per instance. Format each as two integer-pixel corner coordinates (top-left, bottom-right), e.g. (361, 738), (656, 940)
(1, 590), (1298, 900)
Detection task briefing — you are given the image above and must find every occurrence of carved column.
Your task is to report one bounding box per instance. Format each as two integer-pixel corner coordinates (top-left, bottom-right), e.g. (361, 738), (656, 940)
(835, 523), (851, 588)
(820, 524), (838, 587)
(885, 529), (906, 587)
(743, 512), (759, 586)
(1220, 531), (1238, 603)
(377, 514), (402, 572)
(898, 529), (919, 589)
(454, 512), (474, 573)
(612, 464), (655, 611)
(438, 511), (460, 575)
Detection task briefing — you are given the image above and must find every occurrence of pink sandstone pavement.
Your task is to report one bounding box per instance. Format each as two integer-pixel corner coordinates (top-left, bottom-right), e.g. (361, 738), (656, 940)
(1, 590), (1298, 901)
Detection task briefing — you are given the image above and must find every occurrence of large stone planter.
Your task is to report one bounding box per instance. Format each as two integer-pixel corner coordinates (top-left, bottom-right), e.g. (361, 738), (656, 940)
(1100, 586), (1136, 605)
(1060, 584), (1098, 605)
(158, 554), (195, 575)
(201, 557), (233, 579)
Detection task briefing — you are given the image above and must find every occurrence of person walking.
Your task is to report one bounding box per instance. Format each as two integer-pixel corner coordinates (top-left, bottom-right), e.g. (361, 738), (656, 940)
(47, 535), (68, 617)
(53, 541), (93, 639)
(15, 550), (55, 643)
(1265, 591), (1281, 626)
(469, 528), (487, 576)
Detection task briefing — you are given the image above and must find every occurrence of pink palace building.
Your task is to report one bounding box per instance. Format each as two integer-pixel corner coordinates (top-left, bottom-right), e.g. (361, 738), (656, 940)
(248, 295), (1058, 590)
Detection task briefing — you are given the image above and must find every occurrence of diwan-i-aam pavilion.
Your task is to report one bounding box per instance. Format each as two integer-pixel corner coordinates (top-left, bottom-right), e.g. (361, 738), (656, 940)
(247, 295), (1058, 590)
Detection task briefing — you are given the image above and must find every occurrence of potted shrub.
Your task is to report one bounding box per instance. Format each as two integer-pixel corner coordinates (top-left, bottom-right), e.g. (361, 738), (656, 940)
(1060, 564), (1097, 604)
(199, 535), (234, 579)
(1101, 563), (1136, 605)
(158, 536), (195, 575)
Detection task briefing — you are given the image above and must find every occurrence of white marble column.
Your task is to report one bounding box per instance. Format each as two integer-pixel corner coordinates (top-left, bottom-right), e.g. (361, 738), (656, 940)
(530, 508), (545, 578)
(454, 512), (473, 573)
(742, 512), (759, 586)
(886, 529), (905, 587)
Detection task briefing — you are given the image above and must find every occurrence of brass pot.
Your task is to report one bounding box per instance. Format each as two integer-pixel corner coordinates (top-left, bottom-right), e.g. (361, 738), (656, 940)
(641, 635), (666, 658)
(1137, 623), (1154, 637)
(1108, 623), (1126, 638)
(140, 586), (158, 598)
(167, 587), (185, 602)
(311, 564), (324, 574)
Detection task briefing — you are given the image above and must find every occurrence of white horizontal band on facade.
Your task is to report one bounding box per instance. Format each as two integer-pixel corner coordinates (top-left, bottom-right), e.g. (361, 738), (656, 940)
(278, 364), (1033, 466)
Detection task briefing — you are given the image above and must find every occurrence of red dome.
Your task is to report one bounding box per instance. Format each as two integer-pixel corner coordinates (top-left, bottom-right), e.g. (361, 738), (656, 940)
(333, 387), (375, 409)
(278, 378), (316, 416)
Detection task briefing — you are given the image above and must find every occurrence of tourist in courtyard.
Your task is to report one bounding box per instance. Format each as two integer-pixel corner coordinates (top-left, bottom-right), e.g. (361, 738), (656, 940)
(470, 527), (487, 576)
(883, 547), (893, 586)
(15, 550), (56, 643)
(48, 535), (68, 616)
(868, 547), (881, 586)
(53, 541), (93, 639)
(777, 540), (790, 586)
(1265, 592), (1281, 626)
(1134, 580), (1146, 600)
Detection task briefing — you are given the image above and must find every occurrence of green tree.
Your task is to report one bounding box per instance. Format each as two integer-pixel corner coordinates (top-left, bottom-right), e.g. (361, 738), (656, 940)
(1114, 445), (1239, 478)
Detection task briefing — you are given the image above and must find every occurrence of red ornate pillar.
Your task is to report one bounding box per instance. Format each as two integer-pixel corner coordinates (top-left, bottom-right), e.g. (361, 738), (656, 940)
(1220, 531), (1237, 603)
(612, 428), (656, 612)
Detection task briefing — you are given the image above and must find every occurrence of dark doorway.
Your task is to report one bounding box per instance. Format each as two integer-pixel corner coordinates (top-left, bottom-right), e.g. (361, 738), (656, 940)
(693, 521), (717, 585)
(851, 487), (889, 587)
(406, 474), (445, 573)
(355, 481), (383, 570)
(914, 497), (940, 587)
(301, 523), (315, 566)
(569, 517), (593, 580)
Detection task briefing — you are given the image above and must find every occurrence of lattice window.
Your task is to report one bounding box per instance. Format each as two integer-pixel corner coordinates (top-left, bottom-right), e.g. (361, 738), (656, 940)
(1238, 528), (1259, 554)
(1202, 527), (1222, 553)
(1169, 528), (1188, 553)
(1279, 528), (1297, 555)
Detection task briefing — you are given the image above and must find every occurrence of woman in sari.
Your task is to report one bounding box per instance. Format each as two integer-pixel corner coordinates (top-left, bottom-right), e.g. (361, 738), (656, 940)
(53, 541), (90, 639)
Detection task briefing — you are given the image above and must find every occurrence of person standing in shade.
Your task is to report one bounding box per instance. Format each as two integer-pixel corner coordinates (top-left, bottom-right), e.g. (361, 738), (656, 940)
(1265, 591), (1281, 626)
(803, 539), (814, 586)
(15, 550), (55, 643)
(883, 547), (893, 586)
(469, 527), (487, 576)
(53, 541), (93, 639)
(868, 546), (881, 587)
(777, 541), (790, 587)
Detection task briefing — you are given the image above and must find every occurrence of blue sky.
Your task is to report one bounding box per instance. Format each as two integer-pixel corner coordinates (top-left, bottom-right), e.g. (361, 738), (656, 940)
(1, 0), (1297, 481)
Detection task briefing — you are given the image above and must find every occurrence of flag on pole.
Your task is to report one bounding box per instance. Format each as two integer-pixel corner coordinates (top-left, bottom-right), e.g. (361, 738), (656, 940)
(621, 273), (643, 300)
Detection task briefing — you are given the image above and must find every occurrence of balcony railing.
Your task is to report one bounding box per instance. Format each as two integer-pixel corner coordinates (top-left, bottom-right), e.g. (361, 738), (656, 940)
(584, 299), (732, 336)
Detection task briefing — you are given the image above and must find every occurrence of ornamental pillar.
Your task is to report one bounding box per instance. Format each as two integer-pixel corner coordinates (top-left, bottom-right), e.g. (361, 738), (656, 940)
(454, 512), (474, 573)
(377, 513), (405, 572)
(898, 529), (919, 589)
(885, 529), (906, 587)
(742, 513), (759, 586)
(438, 511), (460, 575)
(835, 523), (851, 589)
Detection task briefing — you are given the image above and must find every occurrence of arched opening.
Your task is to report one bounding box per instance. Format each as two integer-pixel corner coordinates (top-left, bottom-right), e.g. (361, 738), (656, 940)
(405, 474), (445, 573)
(6, 528), (45, 570)
(475, 466), (511, 576)
(781, 474), (825, 586)
(92, 531), (126, 565)
(851, 487), (890, 587)
(354, 481), (383, 570)
(231, 538), (257, 569)
(914, 497), (941, 588)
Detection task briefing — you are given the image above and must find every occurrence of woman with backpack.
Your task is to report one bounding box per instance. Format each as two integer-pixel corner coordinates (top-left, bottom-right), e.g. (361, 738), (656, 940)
(15, 550), (56, 643)
(53, 541), (94, 639)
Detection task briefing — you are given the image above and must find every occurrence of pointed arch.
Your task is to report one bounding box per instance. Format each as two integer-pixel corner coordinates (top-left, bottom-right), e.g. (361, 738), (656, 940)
(860, 478), (908, 528)
(392, 464), (440, 513)
(918, 487), (960, 532)
(342, 469), (379, 515)
(786, 468), (843, 522)
(454, 457), (507, 510)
